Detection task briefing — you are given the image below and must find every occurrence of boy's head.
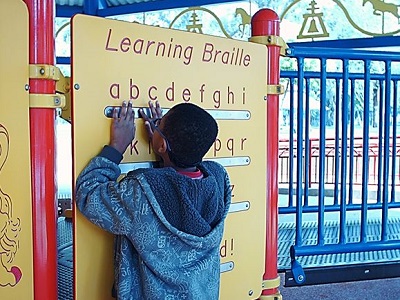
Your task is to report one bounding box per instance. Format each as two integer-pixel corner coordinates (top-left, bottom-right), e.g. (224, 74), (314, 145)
(161, 103), (218, 168)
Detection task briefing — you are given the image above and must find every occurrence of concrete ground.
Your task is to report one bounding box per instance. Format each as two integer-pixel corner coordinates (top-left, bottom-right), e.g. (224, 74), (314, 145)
(277, 188), (400, 300)
(278, 273), (400, 300)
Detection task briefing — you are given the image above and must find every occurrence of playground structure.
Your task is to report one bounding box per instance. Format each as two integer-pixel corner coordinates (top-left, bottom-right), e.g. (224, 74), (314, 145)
(1, 0), (282, 299)
(2, 0), (400, 299)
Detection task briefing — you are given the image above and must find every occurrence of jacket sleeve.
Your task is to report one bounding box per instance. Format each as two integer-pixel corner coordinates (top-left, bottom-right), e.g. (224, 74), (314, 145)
(223, 167), (232, 215)
(75, 146), (142, 235)
(224, 169), (232, 203)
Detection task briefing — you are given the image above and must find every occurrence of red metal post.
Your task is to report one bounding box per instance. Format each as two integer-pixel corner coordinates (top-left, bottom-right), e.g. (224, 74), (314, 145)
(24, 0), (58, 299)
(251, 9), (281, 298)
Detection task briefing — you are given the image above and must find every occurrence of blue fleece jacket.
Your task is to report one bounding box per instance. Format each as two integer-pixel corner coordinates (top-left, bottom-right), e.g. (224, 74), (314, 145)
(75, 146), (231, 300)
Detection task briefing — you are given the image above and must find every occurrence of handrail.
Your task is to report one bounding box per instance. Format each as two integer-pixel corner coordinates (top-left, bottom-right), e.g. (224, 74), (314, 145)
(278, 135), (400, 186)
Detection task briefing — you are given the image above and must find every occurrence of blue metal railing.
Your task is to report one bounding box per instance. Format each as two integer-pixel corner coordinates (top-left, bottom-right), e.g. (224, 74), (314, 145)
(279, 46), (400, 283)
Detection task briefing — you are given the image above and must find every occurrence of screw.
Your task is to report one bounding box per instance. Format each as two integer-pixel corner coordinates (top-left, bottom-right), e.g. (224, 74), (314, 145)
(25, 84), (30, 91)
(54, 98), (61, 105)
(286, 48), (292, 55)
(264, 96), (267, 100)
(74, 84), (80, 90)
(298, 275), (304, 282)
(248, 290), (253, 296)
(40, 68), (45, 75)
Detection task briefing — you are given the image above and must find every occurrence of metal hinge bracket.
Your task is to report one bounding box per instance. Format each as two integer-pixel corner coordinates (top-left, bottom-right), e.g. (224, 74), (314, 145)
(249, 35), (289, 56)
(258, 276), (282, 300)
(262, 276), (280, 289)
(29, 64), (70, 118)
(29, 64), (61, 80)
(29, 93), (66, 108)
(29, 64), (70, 94)
(266, 84), (284, 96)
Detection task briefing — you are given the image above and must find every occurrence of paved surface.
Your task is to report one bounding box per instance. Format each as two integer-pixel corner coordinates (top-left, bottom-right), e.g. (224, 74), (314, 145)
(278, 273), (400, 300)
(277, 190), (400, 299)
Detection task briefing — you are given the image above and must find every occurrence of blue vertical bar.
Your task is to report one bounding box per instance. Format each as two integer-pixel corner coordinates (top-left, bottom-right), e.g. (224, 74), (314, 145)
(376, 80), (384, 205)
(295, 58), (305, 246)
(382, 61), (391, 241)
(349, 79), (356, 205)
(83, 0), (99, 15)
(360, 60), (371, 243)
(390, 80), (398, 205)
(339, 59), (349, 244)
(318, 58), (327, 245)
(334, 79), (341, 206)
(289, 78), (295, 209)
(304, 79), (311, 207)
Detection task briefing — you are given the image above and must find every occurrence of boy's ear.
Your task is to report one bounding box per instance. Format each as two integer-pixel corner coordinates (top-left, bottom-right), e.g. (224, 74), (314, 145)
(156, 138), (168, 154)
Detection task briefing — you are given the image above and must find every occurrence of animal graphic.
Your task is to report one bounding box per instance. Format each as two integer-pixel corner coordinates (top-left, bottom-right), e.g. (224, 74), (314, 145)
(0, 125), (22, 287)
(362, 0), (400, 20)
(235, 8), (251, 37)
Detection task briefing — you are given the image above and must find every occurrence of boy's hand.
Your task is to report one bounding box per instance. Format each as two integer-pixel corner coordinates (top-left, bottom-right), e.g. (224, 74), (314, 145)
(110, 101), (135, 154)
(139, 100), (163, 140)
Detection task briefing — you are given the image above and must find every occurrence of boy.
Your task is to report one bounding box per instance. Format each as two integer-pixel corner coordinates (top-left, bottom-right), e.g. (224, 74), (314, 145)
(75, 100), (231, 299)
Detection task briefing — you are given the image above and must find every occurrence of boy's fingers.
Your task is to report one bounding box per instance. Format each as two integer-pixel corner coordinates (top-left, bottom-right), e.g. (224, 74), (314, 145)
(155, 101), (162, 117)
(139, 108), (147, 120)
(127, 101), (134, 121)
(144, 121), (154, 138)
(112, 107), (119, 119)
(149, 101), (157, 118)
(120, 101), (127, 119)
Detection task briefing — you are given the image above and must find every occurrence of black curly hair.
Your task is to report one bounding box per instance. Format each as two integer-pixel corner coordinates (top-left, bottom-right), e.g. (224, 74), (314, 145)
(162, 103), (218, 168)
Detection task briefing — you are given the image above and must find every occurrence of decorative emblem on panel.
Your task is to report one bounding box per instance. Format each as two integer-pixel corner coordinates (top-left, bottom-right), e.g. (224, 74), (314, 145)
(297, 0), (329, 39)
(235, 8), (251, 37)
(332, 0), (399, 36)
(340, 0), (400, 35)
(0, 125), (22, 287)
(186, 11), (203, 33)
(281, 0), (400, 38)
(170, 7), (233, 38)
(363, 0), (400, 20)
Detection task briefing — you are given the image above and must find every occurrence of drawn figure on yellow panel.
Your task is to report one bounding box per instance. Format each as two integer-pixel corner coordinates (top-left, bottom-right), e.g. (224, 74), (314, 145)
(0, 125), (22, 287)
(363, 0), (400, 20)
(235, 8), (251, 37)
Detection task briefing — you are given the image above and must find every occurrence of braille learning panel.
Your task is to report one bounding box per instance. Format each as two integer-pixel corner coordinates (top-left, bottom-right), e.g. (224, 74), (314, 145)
(72, 14), (267, 299)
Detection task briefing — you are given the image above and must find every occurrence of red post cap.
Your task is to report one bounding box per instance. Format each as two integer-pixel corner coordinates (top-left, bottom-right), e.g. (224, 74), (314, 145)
(251, 8), (280, 37)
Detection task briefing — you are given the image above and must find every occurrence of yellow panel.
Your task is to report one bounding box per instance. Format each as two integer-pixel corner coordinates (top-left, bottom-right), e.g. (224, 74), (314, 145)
(72, 14), (267, 300)
(0, 0), (33, 298)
